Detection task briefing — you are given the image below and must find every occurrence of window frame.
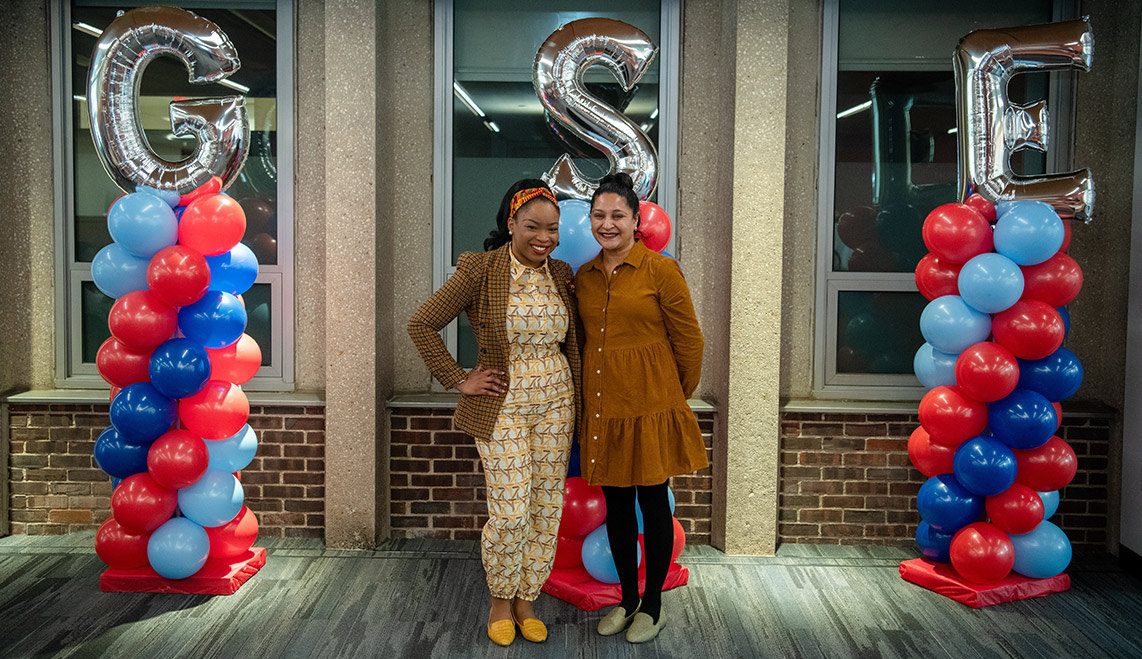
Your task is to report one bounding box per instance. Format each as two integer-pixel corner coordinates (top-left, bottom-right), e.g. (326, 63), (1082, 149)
(813, 0), (1077, 400)
(51, 0), (295, 391)
(431, 0), (681, 387)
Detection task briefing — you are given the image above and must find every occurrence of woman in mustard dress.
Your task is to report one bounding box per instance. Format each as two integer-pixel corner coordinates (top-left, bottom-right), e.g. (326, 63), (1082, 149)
(575, 173), (706, 644)
(408, 180), (580, 646)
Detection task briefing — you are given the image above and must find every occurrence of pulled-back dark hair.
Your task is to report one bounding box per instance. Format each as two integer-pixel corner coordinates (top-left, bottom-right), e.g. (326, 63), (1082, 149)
(591, 172), (643, 236)
(484, 178), (556, 251)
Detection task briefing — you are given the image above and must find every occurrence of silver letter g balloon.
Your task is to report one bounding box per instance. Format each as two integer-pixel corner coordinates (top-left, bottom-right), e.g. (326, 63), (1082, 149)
(954, 18), (1094, 220)
(534, 18), (659, 201)
(87, 6), (250, 194)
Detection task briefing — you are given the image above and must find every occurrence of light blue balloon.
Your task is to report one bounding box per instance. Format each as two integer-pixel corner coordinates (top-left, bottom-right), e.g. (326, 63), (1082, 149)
(660, 251), (675, 261)
(580, 523), (642, 584)
(107, 192), (179, 258)
(634, 486), (676, 533)
(177, 469), (244, 528)
(919, 295), (992, 354)
(205, 242), (259, 295)
(91, 243), (149, 299)
(957, 253), (1024, 313)
(994, 201), (1064, 266)
(550, 199), (599, 272)
(147, 517), (209, 579)
(1010, 520), (1072, 578)
(135, 185), (182, 208)
(913, 343), (958, 389)
(205, 425), (258, 473)
(1038, 490), (1060, 519)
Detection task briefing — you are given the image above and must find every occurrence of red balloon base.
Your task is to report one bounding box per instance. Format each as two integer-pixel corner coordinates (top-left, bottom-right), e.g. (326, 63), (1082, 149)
(899, 557), (1069, 608)
(541, 561), (688, 612)
(100, 546), (266, 594)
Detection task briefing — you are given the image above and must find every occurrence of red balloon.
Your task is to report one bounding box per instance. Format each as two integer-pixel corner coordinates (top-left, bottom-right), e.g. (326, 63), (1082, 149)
(922, 203), (993, 264)
(206, 506), (259, 559)
(1021, 253), (1082, 307)
(671, 516), (685, 563)
(107, 290), (178, 350)
(179, 193), (247, 257)
(985, 483), (1045, 535)
(918, 385), (988, 447)
(914, 253), (962, 300)
(1015, 436), (1077, 491)
(992, 300), (1065, 360)
(1059, 220), (1072, 253)
(147, 245), (210, 307)
(950, 522), (1014, 584)
(554, 533), (585, 569)
(179, 379), (250, 440)
(637, 201), (672, 253)
(206, 333), (263, 384)
(96, 338), (152, 388)
(95, 517), (151, 569)
(147, 429), (209, 490)
(964, 194), (997, 223)
(109, 385), (122, 403)
(111, 473), (178, 532)
(558, 477), (607, 537)
(178, 175), (222, 207)
(954, 342), (1020, 402)
(1052, 402), (1063, 431)
(907, 426), (955, 477)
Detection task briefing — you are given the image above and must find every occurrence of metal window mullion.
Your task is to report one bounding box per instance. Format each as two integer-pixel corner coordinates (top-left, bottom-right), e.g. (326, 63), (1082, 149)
(814, 0), (841, 395)
(277, 0), (295, 388)
(658, 0), (680, 256)
(433, 0), (457, 394)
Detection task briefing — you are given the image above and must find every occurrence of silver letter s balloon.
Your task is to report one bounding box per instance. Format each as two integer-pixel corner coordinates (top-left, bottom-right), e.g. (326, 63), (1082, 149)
(534, 18), (659, 201)
(954, 18), (1094, 220)
(87, 6), (250, 194)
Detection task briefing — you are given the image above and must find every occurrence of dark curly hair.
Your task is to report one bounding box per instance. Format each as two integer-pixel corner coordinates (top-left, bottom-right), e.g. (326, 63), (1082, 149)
(484, 178), (557, 251)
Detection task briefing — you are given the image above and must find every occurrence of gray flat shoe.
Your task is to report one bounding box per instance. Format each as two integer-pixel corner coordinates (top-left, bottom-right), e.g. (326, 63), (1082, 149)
(597, 603), (640, 636)
(625, 611), (666, 643)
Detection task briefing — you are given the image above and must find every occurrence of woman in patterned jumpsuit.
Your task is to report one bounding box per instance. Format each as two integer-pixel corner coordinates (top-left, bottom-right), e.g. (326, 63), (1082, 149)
(408, 179), (580, 647)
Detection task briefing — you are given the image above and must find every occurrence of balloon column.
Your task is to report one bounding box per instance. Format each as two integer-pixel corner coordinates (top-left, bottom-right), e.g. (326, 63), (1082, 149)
(94, 179), (263, 580)
(911, 195), (1079, 584)
(552, 477), (685, 586)
(85, 7), (263, 586)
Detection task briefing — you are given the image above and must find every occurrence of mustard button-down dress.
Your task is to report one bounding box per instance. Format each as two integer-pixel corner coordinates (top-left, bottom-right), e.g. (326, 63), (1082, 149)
(575, 241), (708, 486)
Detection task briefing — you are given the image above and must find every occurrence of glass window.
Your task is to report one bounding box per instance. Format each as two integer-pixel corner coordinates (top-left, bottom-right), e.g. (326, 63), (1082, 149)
(817, 0), (1065, 396)
(58, 1), (293, 388)
(438, 0), (678, 372)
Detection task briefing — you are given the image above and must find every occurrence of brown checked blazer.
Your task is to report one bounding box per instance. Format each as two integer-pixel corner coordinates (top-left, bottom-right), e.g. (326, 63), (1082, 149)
(407, 243), (582, 441)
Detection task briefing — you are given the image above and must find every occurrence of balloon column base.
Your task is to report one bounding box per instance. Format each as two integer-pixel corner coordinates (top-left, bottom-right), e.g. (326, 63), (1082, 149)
(541, 562), (688, 612)
(100, 547), (266, 594)
(899, 557), (1069, 608)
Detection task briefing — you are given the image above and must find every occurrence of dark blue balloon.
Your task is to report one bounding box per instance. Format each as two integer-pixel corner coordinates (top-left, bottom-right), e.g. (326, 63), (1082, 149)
(916, 521), (954, 563)
(916, 474), (984, 534)
(567, 436), (581, 478)
(178, 291), (247, 349)
(952, 436), (1017, 496)
(109, 382), (177, 445)
(94, 426), (150, 479)
(149, 338), (211, 399)
(988, 388), (1057, 450)
(205, 242), (259, 296)
(1017, 347), (1083, 402)
(1056, 306), (1070, 338)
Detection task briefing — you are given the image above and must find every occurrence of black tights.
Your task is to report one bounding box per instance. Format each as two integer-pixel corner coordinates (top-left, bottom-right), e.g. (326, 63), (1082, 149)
(602, 481), (673, 622)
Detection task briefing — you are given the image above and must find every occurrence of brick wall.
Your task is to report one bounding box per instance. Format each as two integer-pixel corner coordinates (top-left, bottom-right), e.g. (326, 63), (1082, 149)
(779, 410), (1110, 547)
(6, 402), (325, 538)
(389, 406), (716, 545)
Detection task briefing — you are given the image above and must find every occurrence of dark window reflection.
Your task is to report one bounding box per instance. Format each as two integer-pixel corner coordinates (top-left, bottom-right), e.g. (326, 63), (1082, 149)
(836, 291), (928, 375)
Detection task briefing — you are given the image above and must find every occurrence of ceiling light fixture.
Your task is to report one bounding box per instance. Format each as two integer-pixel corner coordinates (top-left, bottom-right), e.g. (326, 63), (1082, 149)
(836, 100), (871, 120)
(453, 82), (485, 118)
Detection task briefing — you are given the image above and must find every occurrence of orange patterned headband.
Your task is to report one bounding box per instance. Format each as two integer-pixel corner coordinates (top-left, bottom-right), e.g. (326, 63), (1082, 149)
(509, 187), (558, 218)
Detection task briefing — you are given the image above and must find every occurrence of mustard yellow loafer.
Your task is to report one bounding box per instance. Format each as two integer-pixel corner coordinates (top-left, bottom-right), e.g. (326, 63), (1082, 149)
(487, 618), (515, 646)
(512, 610), (548, 643)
